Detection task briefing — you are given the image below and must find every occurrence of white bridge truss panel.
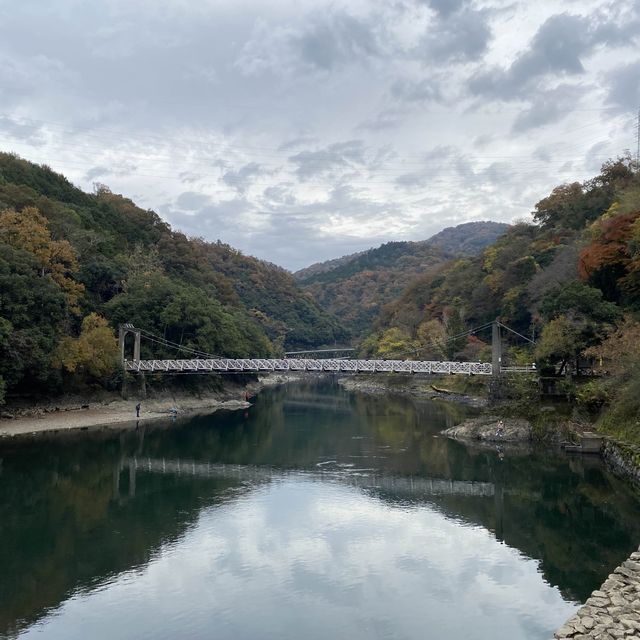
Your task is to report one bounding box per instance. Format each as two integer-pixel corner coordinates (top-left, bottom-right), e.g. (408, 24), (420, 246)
(125, 358), (493, 375)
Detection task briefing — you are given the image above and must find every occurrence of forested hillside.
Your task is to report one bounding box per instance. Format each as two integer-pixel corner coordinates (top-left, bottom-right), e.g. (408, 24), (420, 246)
(361, 157), (640, 442)
(0, 153), (346, 403)
(295, 221), (508, 338)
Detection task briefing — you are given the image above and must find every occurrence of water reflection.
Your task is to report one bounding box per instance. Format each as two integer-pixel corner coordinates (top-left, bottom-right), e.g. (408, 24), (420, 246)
(1, 380), (639, 640)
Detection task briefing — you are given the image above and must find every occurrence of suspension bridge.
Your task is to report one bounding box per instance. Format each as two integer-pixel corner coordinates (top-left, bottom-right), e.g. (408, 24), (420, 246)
(119, 320), (535, 378)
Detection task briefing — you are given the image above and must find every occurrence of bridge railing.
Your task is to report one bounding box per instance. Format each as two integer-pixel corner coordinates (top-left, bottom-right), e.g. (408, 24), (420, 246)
(124, 358), (494, 375)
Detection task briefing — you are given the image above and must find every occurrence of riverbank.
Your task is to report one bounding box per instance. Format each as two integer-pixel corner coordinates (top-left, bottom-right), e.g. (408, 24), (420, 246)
(554, 546), (640, 639)
(338, 375), (640, 490)
(0, 373), (302, 439)
(337, 375), (488, 407)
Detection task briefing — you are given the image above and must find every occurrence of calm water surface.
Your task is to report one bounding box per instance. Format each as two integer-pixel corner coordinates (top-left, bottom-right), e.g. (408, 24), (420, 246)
(1, 380), (640, 639)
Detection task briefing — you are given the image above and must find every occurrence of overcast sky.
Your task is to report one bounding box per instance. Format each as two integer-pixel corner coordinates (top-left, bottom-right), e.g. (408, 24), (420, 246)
(1, 0), (639, 270)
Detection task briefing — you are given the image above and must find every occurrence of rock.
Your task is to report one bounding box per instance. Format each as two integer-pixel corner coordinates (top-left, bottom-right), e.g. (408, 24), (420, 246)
(556, 624), (576, 638)
(556, 542), (640, 638)
(620, 618), (640, 631)
(611, 594), (629, 607)
(616, 567), (637, 580)
(586, 596), (610, 608)
(622, 561), (640, 576)
(572, 621), (586, 634)
(442, 415), (532, 442)
(581, 616), (594, 629)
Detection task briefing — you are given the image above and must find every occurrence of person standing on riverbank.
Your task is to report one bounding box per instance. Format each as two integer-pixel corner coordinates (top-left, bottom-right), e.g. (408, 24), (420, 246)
(135, 402), (141, 418)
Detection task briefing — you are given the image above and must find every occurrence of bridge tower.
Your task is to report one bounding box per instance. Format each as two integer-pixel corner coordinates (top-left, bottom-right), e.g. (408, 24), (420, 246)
(491, 320), (502, 377)
(118, 324), (145, 399)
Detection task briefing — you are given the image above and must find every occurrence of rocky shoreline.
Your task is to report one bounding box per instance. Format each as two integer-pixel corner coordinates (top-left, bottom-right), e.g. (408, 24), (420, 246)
(339, 375), (640, 491)
(554, 547), (640, 639)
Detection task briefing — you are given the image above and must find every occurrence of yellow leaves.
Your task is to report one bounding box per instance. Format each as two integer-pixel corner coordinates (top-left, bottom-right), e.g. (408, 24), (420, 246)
(56, 313), (119, 380)
(416, 319), (446, 359)
(483, 270), (504, 294)
(482, 246), (498, 273)
(0, 206), (84, 312)
(377, 327), (415, 359)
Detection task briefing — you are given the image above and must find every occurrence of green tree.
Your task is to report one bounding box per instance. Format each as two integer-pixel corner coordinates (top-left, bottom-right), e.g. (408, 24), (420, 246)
(534, 315), (581, 373)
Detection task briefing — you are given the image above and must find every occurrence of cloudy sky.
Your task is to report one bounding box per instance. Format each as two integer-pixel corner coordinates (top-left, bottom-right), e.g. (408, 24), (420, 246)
(1, 0), (639, 270)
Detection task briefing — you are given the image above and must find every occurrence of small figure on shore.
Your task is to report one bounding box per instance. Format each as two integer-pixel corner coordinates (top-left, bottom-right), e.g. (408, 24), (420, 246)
(495, 420), (504, 438)
(244, 390), (250, 402)
(135, 402), (141, 418)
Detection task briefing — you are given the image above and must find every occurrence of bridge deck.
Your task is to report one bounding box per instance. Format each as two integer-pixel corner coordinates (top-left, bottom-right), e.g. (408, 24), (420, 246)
(125, 358), (493, 375)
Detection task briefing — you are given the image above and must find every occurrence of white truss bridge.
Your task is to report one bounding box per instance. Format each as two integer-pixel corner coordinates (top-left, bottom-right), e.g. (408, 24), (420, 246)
(124, 358), (494, 375)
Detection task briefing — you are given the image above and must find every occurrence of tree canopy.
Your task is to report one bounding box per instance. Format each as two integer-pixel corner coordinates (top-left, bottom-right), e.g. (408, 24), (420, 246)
(0, 153), (346, 402)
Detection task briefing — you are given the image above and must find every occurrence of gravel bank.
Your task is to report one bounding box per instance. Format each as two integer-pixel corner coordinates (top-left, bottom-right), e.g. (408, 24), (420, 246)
(0, 373), (304, 439)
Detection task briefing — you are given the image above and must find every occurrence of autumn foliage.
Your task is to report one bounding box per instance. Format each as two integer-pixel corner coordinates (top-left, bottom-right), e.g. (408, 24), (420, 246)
(579, 209), (640, 305)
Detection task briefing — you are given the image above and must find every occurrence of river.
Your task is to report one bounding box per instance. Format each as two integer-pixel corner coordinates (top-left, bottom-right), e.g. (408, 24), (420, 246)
(1, 380), (639, 639)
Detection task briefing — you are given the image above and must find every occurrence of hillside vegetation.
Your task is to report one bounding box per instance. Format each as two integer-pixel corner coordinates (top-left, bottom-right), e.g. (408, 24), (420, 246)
(295, 221), (508, 338)
(361, 157), (640, 443)
(0, 153), (345, 403)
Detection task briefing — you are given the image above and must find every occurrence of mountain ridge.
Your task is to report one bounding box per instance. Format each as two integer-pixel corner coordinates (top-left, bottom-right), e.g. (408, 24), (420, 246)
(294, 221), (509, 283)
(295, 221), (509, 337)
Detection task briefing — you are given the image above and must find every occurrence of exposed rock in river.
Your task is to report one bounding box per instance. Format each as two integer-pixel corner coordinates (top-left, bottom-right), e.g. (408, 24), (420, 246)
(442, 415), (532, 442)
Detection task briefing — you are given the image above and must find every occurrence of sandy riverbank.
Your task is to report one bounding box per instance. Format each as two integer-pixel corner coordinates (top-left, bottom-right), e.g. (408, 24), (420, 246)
(0, 372), (304, 439)
(0, 395), (251, 438)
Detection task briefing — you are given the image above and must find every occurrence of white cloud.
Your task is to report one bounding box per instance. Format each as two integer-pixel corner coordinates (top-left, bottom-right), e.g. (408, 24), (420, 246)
(0, 0), (637, 269)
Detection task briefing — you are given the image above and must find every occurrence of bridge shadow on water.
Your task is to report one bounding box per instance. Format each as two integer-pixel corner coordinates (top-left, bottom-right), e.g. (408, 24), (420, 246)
(1, 379), (639, 638)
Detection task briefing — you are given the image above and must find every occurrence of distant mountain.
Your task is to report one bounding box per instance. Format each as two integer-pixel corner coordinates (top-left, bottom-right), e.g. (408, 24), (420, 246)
(425, 221), (512, 256)
(294, 222), (509, 338)
(294, 249), (367, 282)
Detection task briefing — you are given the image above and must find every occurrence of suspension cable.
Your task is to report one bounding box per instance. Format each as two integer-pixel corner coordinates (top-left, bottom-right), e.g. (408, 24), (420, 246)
(387, 321), (494, 359)
(137, 329), (223, 359)
(497, 321), (536, 344)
